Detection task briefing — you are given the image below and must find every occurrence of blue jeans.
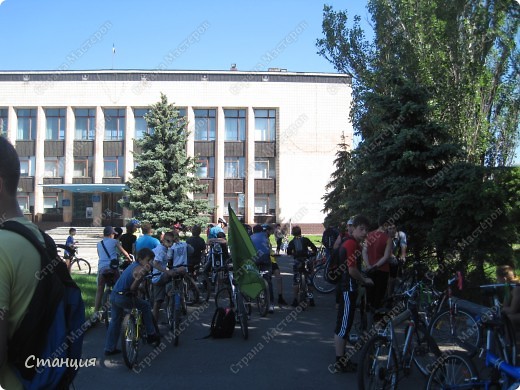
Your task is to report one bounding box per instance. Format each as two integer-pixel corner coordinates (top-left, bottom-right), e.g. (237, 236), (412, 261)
(104, 292), (156, 352)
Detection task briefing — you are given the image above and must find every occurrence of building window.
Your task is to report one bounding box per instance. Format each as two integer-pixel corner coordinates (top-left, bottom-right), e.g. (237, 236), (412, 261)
(224, 109), (246, 141)
(43, 195), (61, 214)
(0, 108), (7, 137)
(224, 193), (245, 216)
(17, 195), (30, 213)
(224, 157), (245, 178)
(75, 108), (96, 140)
(194, 193), (215, 209)
(255, 194), (276, 215)
(45, 108), (66, 140)
(44, 158), (61, 177)
(104, 156), (124, 177)
(104, 109), (126, 140)
(254, 109), (276, 141)
(254, 158), (275, 179)
(20, 159), (30, 177)
(194, 109), (216, 141)
(17, 109), (37, 140)
(73, 158), (90, 177)
(134, 109), (152, 139)
(196, 157), (215, 178)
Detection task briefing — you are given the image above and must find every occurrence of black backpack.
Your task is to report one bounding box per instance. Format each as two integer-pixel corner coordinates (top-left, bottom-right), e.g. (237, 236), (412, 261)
(1, 221), (86, 389)
(209, 307), (236, 338)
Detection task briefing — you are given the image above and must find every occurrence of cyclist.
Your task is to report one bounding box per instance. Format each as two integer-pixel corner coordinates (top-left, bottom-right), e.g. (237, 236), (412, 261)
(94, 226), (131, 321)
(119, 222), (137, 256)
(287, 225), (317, 307)
(362, 215), (393, 310)
(204, 231), (230, 277)
(64, 227), (78, 271)
(168, 231), (193, 271)
(496, 265), (520, 331)
(274, 223), (284, 255)
(265, 224), (288, 306)
(104, 248), (160, 356)
(386, 222), (407, 298)
(151, 231), (176, 321)
(135, 223), (160, 252)
(208, 218), (227, 239)
(251, 224), (275, 313)
(334, 215), (373, 373)
(186, 225), (206, 275)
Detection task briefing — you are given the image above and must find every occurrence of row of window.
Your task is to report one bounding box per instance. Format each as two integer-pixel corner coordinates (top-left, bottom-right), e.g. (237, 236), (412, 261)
(21, 155), (275, 179)
(0, 108), (276, 142)
(16, 192), (276, 216)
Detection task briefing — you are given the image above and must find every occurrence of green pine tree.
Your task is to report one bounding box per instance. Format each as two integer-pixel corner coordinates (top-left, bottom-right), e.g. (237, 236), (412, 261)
(120, 93), (211, 228)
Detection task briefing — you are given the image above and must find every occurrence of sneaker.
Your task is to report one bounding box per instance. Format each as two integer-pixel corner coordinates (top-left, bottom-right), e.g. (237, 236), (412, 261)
(309, 298), (315, 307)
(268, 304), (274, 314)
(291, 299), (299, 307)
(278, 296), (287, 305)
(334, 359), (357, 373)
(147, 333), (161, 346)
(104, 349), (121, 356)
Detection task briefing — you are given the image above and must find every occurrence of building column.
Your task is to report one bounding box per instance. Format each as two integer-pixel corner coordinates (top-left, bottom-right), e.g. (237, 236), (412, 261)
(214, 107), (225, 221)
(33, 106), (45, 219)
(94, 106), (104, 183)
(245, 107), (255, 224)
(124, 106), (134, 183)
(63, 106), (75, 223)
(7, 106), (16, 143)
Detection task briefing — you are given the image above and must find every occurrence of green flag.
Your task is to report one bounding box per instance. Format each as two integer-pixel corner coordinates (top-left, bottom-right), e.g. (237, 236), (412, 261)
(227, 203), (265, 299)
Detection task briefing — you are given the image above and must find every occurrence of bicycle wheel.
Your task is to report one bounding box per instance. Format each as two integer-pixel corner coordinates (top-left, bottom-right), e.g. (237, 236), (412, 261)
(256, 279), (270, 317)
(236, 292), (248, 340)
(495, 313), (517, 365)
(121, 314), (139, 369)
(70, 258), (91, 275)
(184, 275), (200, 306)
(215, 287), (233, 309)
(101, 288), (111, 329)
(312, 264), (336, 294)
(298, 274), (308, 308)
(429, 309), (481, 356)
(357, 335), (398, 390)
(409, 322), (442, 376)
(426, 353), (478, 390)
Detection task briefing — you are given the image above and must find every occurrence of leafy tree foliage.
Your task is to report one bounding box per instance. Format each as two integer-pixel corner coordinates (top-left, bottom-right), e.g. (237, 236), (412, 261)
(121, 93), (211, 228)
(318, 1), (520, 274)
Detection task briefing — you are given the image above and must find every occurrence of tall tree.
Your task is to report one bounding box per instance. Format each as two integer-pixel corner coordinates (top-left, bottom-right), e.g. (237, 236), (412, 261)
(317, 0), (520, 167)
(121, 93), (211, 228)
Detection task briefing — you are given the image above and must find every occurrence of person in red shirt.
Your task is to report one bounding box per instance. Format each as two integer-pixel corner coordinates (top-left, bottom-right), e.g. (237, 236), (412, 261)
(333, 215), (373, 373)
(363, 216), (393, 310)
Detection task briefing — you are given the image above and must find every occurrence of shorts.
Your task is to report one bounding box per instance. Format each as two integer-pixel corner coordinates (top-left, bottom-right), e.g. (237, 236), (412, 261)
(292, 259), (312, 286)
(152, 273), (171, 303)
(98, 267), (120, 286)
(335, 290), (358, 338)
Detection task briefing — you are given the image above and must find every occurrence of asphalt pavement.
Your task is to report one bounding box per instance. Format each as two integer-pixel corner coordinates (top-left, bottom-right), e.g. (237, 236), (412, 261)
(72, 255), (427, 390)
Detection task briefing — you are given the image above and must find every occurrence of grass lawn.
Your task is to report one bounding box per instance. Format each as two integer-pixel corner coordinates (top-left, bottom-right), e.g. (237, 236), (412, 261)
(71, 273), (97, 319)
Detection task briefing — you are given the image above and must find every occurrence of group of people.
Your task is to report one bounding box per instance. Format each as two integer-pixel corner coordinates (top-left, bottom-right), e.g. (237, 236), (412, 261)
(323, 215), (408, 373)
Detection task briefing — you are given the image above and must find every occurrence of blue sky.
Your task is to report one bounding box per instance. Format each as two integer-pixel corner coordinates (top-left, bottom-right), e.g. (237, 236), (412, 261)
(0, 0), (371, 72)
(0, 0), (518, 163)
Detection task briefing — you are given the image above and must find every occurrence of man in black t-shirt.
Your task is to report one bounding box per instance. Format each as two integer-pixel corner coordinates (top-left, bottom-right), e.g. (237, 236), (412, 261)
(186, 225), (206, 274)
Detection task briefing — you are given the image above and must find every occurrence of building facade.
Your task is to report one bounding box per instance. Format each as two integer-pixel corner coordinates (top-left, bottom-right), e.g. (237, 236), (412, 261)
(0, 70), (352, 232)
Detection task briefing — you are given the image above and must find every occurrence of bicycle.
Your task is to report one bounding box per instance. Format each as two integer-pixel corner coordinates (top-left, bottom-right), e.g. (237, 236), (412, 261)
(295, 257), (314, 308)
(357, 281), (442, 389)
(426, 310), (520, 389)
(215, 265), (249, 340)
(205, 242), (230, 298)
(56, 244), (91, 275)
(121, 293), (160, 369)
(311, 251), (336, 294)
(254, 269), (271, 317)
(428, 272), (485, 357)
(165, 270), (186, 347)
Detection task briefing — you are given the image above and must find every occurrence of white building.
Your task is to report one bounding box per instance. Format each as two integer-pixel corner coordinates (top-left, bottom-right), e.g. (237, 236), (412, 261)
(0, 69), (352, 232)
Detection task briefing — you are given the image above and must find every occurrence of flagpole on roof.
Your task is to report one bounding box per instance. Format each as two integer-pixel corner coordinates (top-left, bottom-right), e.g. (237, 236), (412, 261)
(112, 44), (115, 69)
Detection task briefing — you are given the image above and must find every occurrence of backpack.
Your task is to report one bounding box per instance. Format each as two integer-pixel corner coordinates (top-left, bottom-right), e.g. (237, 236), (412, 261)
(325, 236), (355, 285)
(1, 221), (86, 390)
(209, 307), (236, 338)
(293, 237), (307, 258)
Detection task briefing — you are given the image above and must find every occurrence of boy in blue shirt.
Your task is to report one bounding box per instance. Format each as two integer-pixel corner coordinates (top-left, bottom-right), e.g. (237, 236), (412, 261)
(104, 248), (160, 356)
(64, 227), (77, 271)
